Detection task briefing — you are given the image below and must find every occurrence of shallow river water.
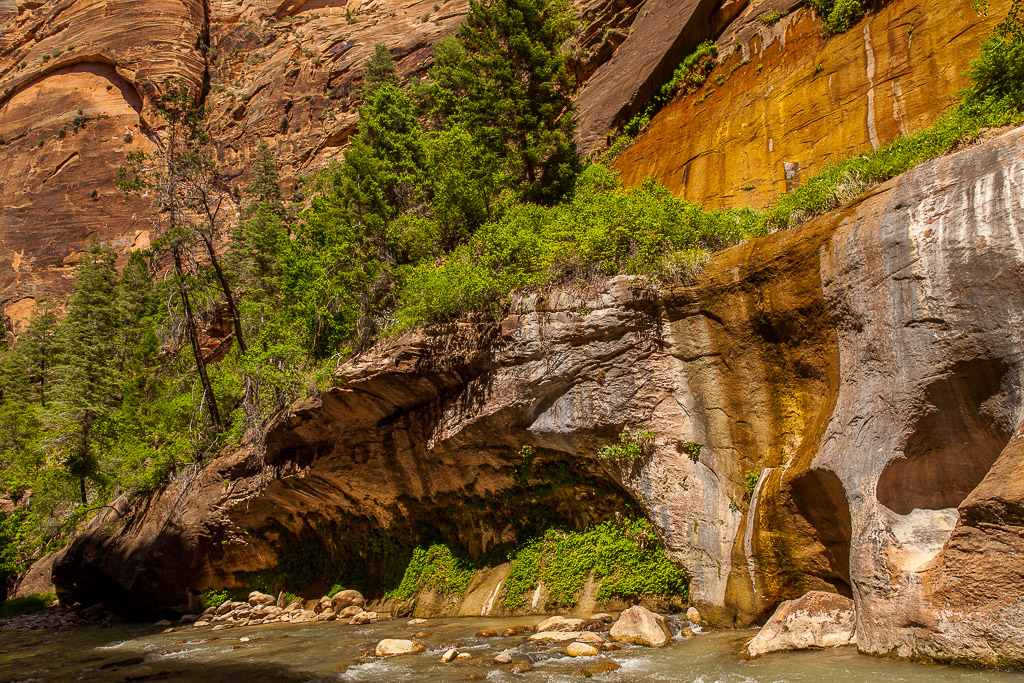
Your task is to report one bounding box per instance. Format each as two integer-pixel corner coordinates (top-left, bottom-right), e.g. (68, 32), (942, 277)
(2, 614), (1022, 682)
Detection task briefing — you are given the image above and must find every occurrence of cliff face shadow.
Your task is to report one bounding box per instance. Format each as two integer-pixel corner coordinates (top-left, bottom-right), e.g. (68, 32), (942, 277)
(877, 358), (1013, 515)
(789, 469), (853, 597)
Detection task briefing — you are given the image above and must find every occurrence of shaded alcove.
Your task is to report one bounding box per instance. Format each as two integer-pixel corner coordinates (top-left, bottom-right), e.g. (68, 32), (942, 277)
(877, 358), (1013, 515)
(788, 468), (853, 597)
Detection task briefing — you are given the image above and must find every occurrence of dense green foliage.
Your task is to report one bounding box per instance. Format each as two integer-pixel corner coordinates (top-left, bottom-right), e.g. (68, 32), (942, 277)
(200, 588), (234, 609)
(0, 592), (55, 617)
(502, 519), (688, 610)
(383, 543), (476, 601)
(807, 0), (865, 35)
(743, 469), (763, 499)
(392, 166), (764, 327)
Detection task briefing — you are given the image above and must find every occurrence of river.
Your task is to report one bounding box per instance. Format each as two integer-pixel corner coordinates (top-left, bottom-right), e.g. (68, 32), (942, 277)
(2, 614), (1022, 682)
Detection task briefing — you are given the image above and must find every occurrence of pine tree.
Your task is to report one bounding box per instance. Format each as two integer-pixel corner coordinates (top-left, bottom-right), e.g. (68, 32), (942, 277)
(117, 250), (161, 370)
(429, 0), (579, 203)
(363, 44), (399, 94)
(232, 143), (289, 298)
(51, 241), (120, 504)
(16, 299), (61, 408)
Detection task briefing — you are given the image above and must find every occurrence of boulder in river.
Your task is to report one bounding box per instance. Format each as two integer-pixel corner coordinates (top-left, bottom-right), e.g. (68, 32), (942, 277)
(440, 648), (458, 663)
(248, 591), (276, 607)
(502, 626), (530, 636)
(566, 642), (600, 657)
(685, 607), (701, 624)
(745, 591), (856, 658)
(534, 615), (584, 632)
(375, 639), (425, 657)
(575, 631), (605, 644)
(331, 590), (365, 611)
(493, 652), (512, 663)
(350, 610), (378, 625)
(529, 630), (581, 642)
(609, 606), (671, 647)
(339, 605), (365, 619)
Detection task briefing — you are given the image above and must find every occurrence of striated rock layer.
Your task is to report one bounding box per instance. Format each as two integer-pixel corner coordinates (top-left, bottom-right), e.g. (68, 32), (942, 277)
(54, 125), (1024, 666)
(615, 0), (1009, 209)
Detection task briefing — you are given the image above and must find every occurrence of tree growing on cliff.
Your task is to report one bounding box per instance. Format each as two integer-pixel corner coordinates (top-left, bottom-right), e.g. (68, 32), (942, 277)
(428, 0), (579, 203)
(119, 80), (233, 435)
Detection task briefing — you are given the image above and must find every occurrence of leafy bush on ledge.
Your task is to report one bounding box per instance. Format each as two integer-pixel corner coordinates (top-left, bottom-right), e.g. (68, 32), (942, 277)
(502, 519), (687, 610)
(384, 543), (476, 601)
(597, 429), (657, 459)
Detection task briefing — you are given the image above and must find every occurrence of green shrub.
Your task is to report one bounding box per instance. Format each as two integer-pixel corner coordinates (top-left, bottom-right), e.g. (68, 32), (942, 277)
(200, 589), (233, 609)
(962, 37), (1024, 107)
(677, 440), (701, 461)
(0, 592), (55, 618)
(384, 543), (476, 601)
(502, 519), (687, 610)
(807, 0), (864, 35)
(743, 469), (762, 499)
(327, 583), (345, 598)
(624, 41), (718, 137)
(824, 0), (864, 34)
(597, 429), (655, 459)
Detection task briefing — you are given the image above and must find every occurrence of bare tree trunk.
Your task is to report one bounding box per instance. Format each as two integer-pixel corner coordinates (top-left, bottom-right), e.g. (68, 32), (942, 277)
(173, 246), (223, 434)
(78, 411), (91, 505)
(199, 233), (247, 354)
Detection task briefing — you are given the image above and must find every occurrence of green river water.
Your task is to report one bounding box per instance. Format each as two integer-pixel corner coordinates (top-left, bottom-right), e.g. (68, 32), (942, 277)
(1, 614), (1022, 682)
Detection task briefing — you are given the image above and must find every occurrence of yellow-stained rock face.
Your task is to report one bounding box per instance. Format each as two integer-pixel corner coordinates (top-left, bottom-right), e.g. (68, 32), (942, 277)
(615, 0), (1008, 209)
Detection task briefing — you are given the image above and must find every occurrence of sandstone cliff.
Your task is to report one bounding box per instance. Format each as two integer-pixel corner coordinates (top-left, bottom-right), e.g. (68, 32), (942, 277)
(54, 125), (1024, 667)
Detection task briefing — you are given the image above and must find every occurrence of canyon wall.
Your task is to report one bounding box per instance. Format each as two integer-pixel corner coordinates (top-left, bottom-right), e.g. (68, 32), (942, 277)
(614, 0), (1009, 209)
(54, 125), (1024, 666)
